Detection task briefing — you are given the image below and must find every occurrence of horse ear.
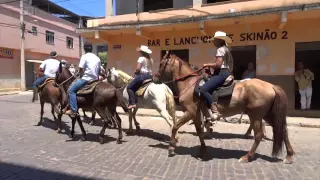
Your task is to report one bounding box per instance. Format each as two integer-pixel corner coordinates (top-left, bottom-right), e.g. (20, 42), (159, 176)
(59, 62), (62, 72)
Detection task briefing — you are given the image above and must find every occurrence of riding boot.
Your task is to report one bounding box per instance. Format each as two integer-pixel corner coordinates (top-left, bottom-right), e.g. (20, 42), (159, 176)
(210, 102), (221, 121)
(31, 87), (38, 102)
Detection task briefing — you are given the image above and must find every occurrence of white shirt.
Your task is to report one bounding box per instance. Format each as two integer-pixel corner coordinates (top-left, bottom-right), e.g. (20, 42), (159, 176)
(216, 46), (230, 69)
(79, 53), (101, 81)
(40, 58), (60, 77)
(137, 57), (152, 74)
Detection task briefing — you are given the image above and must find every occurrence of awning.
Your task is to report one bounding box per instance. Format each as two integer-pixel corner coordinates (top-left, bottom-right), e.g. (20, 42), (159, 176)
(26, 60), (43, 64)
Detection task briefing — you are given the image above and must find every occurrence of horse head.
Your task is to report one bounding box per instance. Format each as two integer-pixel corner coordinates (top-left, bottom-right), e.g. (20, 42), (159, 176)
(106, 67), (118, 84)
(55, 62), (72, 85)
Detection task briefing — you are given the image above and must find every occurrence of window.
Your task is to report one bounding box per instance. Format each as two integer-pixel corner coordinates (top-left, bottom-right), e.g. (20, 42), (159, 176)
(66, 37), (73, 49)
(31, 26), (37, 36)
(45, 30), (54, 45)
(144, 0), (173, 12)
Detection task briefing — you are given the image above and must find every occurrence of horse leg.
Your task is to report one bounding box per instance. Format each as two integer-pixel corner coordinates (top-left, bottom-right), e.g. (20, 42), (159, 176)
(114, 112), (123, 144)
(155, 103), (173, 135)
(193, 109), (207, 157)
(282, 128), (295, 164)
(168, 111), (194, 157)
(69, 116), (76, 139)
(36, 101), (45, 126)
(51, 104), (60, 133)
(76, 115), (86, 141)
(95, 107), (112, 144)
(132, 108), (140, 133)
(82, 109), (87, 118)
(239, 118), (264, 163)
(126, 109), (134, 135)
(89, 111), (96, 126)
(244, 122), (253, 138)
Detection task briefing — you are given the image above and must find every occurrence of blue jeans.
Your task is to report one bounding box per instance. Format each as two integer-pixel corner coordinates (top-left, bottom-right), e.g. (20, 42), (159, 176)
(200, 69), (230, 107)
(33, 76), (49, 88)
(127, 73), (153, 105)
(69, 79), (89, 112)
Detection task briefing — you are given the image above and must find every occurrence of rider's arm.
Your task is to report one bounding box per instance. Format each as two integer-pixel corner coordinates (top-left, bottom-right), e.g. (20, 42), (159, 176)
(78, 56), (86, 77)
(203, 47), (224, 69)
(135, 57), (144, 75)
(39, 61), (46, 76)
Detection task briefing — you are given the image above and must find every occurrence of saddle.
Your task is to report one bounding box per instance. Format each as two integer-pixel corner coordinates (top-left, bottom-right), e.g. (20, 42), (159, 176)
(38, 78), (55, 90)
(135, 79), (153, 96)
(77, 80), (100, 95)
(194, 74), (236, 102)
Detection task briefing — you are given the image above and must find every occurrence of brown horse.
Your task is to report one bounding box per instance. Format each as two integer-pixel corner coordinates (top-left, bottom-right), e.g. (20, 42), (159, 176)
(155, 51), (295, 164)
(55, 64), (128, 144)
(32, 79), (64, 133)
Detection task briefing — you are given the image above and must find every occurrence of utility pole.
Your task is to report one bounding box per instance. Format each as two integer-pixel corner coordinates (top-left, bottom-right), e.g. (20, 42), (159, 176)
(20, 0), (26, 91)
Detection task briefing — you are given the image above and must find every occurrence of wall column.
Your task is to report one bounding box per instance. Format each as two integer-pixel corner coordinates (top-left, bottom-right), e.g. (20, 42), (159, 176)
(106, 0), (113, 16)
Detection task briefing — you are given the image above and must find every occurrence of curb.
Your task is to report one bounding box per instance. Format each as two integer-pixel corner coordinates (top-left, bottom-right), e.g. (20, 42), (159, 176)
(0, 91), (20, 96)
(118, 112), (320, 129)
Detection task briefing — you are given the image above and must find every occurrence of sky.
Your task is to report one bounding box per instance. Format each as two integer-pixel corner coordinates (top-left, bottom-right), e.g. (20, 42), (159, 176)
(50, 0), (106, 17)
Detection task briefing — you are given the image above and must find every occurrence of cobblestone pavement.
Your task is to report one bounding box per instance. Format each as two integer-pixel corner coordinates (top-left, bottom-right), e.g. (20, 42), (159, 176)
(0, 94), (319, 180)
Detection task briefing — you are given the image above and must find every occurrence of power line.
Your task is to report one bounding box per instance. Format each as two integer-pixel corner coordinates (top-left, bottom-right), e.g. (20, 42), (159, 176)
(65, 1), (95, 16)
(0, 0), (20, 5)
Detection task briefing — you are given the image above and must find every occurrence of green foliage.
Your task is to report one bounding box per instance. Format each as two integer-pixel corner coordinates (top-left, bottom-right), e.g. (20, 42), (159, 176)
(98, 52), (108, 67)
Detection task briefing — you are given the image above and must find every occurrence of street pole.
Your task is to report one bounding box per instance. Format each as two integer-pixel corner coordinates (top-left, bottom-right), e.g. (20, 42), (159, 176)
(20, 0), (26, 91)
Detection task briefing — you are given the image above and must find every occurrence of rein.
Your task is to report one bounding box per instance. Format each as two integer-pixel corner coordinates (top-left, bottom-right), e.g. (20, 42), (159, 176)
(56, 72), (78, 87)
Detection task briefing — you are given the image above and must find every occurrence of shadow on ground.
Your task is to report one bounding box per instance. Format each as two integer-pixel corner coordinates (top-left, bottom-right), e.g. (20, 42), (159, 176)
(0, 162), (94, 180)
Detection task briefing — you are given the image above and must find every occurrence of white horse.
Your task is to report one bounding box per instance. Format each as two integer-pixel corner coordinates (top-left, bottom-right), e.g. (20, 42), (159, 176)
(105, 67), (176, 135)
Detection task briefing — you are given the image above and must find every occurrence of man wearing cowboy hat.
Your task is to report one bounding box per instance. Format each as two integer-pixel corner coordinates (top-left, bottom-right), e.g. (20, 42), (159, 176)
(200, 31), (234, 120)
(31, 51), (60, 102)
(65, 43), (101, 116)
(127, 45), (154, 109)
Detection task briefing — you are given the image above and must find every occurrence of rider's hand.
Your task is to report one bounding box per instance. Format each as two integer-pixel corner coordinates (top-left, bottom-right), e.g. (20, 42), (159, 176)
(202, 64), (208, 68)
(98, 76), (103, 81)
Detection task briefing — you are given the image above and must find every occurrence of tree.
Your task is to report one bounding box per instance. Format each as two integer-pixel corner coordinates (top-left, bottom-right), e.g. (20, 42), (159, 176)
(98, 52), (108, 67)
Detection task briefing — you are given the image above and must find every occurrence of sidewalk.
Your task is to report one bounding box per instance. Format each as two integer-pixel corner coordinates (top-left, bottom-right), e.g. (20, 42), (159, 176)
(116, 107), (320, 128)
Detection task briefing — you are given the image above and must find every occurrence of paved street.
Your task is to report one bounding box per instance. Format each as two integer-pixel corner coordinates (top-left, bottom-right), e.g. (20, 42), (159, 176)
(0, 93), (319, 180)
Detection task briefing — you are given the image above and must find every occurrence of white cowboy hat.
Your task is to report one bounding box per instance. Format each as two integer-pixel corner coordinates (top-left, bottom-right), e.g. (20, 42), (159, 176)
(136, 45), (152, 54)
(208, 31), (232, 44)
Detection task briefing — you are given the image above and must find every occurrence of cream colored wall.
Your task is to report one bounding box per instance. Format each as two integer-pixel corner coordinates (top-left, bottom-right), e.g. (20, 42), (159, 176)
(106, 18), (320, 76)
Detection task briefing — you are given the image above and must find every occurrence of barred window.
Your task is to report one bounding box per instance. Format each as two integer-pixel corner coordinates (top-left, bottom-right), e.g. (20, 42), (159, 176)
(66, 37), (73, 49)
(45, 30), (54, 45)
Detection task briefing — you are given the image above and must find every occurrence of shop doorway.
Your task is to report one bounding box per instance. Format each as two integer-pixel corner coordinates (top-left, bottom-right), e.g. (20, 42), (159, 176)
(231, 45), (256, 80)
(160, 49), (189, 105)
(295, 42), (320, 110)
(25, 61), (35, 90)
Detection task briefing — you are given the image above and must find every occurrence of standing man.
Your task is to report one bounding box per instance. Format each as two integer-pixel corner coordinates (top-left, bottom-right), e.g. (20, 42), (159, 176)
(241, 62), (256, 79)
(65, 44), (101, 117)
(31, 51), (60, 102)
(295, 61), (314, 110)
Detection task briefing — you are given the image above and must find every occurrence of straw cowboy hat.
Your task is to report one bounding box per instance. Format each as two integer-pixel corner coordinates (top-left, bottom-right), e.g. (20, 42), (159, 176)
(208, 31), (232, 44)
(136, 45), (152, 54)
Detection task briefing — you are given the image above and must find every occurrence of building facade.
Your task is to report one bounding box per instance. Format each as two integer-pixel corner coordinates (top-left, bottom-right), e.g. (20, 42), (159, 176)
(79, 0), (320, 117)
(0, 0), (84, 91)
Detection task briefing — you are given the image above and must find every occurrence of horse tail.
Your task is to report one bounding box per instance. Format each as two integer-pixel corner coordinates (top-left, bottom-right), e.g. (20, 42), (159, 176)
(164, 85), (176, 125)
(115, 89), (128, 113)
(269, 85), (288, 157)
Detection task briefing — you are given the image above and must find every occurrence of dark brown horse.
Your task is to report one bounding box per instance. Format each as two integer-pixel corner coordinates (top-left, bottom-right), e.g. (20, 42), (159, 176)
(55, 63), (128, 144)
(32, 78), (64, 133)
(155, 51), (295, 164)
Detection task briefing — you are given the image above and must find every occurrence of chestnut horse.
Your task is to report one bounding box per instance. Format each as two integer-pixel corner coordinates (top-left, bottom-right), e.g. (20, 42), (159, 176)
(155, 51), (295, 164)
(55, 63), (128, 144)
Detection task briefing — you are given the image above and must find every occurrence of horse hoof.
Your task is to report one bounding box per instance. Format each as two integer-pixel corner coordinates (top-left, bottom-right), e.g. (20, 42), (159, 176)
(168, 147), (175, 157)
(283, 157), (293, 164)
(56, 129), (62, 134)
(126, 130), (134, 135)
(80, 136), (86, 141)
(89, 122), (94, 126)
(116, 139), (122, 144)
(36, 122), (42, 126)
(99, 137), (104, 144)
(69, 134), (74, 139)
(238, 156), (249, 163)
(136, 126), (141, 133)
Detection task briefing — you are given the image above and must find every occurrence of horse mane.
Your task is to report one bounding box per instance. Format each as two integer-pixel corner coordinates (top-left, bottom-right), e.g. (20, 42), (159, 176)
(116, 69), (133, 84)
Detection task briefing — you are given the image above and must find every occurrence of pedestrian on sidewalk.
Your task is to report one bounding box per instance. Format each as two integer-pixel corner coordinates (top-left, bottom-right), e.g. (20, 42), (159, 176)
(295, 61), (314, 110)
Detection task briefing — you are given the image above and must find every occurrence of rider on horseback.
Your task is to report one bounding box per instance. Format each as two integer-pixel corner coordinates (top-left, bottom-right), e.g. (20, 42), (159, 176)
(127, 45), (153, 109)
(31, 51), (60, 102)
(65, 43), (101, 116)
(200, 31), (234, 120)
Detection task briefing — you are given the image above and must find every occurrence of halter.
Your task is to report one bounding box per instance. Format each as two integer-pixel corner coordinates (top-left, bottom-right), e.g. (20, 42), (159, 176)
(56, 70), (79, 87)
